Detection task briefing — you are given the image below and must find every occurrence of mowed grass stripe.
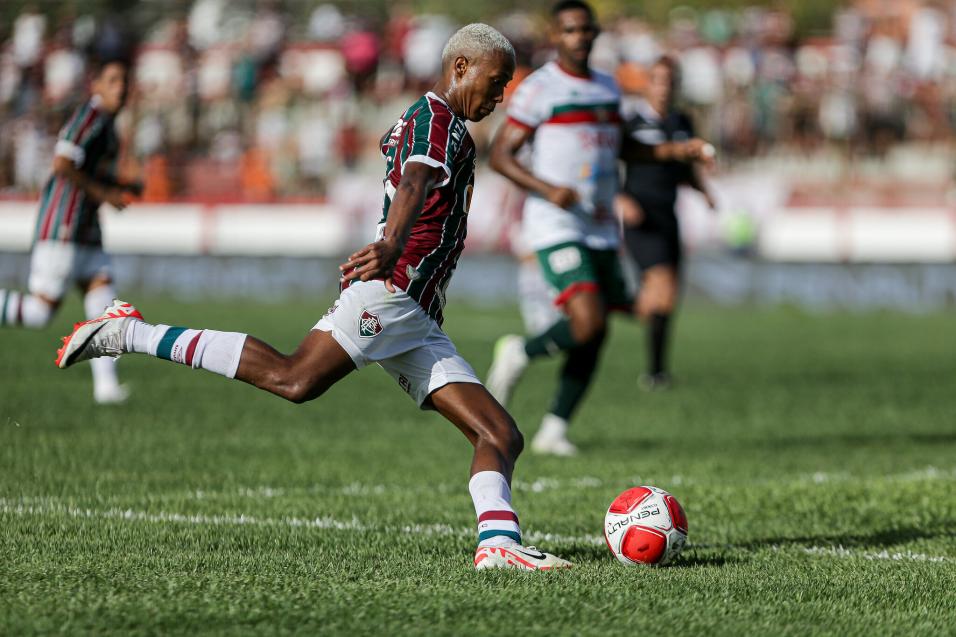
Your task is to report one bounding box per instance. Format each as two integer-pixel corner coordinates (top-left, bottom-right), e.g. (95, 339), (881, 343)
(3, 298), (955, 635)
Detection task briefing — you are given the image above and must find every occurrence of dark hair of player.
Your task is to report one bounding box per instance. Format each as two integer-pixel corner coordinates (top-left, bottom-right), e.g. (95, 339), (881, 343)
(651, 55), (681, 88)
(551, 0), (594, 19)
(90, 57), (130, 79)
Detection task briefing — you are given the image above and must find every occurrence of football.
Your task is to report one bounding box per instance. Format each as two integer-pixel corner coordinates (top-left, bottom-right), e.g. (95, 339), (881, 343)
(604, 486), (688, 566)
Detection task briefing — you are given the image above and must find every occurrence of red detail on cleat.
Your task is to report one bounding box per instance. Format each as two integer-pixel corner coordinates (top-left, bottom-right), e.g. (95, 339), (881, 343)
(54, 332), (73, 367)
(620, 525), (668, 565)
(608, 487), (653, 514)
(664, 495), (688, 534)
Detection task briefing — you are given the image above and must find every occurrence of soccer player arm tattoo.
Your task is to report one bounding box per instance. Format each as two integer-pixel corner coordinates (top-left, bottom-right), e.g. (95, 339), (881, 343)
(340, 161), (443, 292)
(51, 156), (133, 210)
(489, 121), (578, 210)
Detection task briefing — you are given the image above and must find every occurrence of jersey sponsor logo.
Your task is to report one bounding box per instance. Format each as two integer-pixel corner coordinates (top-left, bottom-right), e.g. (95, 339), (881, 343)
(358, 309), (383, 338)
(406, 264), (422, 281)
(386, 118), (405, 148)
(548, 246), (583, 274)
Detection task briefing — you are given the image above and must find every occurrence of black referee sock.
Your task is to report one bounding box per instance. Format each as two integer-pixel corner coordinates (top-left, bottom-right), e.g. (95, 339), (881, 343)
(649, 312), (671, 376)
(524, 319), (576, 359)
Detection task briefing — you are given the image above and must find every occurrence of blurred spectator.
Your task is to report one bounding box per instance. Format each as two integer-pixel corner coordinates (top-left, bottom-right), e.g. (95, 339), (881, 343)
(0, 0), (953, 200)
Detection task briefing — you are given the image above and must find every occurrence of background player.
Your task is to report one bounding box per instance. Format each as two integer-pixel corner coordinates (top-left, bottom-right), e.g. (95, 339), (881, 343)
(0, 59), (140, 404)
(486, 0), (630, 456)
(618, 56), (716, 390)
(54, 24), (570, 571)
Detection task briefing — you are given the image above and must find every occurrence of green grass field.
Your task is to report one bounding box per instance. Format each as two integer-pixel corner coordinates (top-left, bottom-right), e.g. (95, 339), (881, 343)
(2, 297), (955, 635)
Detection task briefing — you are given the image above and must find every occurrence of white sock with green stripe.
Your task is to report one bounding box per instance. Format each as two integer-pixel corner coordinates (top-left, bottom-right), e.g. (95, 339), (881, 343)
(469, 471), (522, 548)
(126, 322), (247, 378)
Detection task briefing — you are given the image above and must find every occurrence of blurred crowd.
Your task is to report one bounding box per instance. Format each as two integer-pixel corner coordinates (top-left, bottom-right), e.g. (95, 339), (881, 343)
(1, 0), (955, 202)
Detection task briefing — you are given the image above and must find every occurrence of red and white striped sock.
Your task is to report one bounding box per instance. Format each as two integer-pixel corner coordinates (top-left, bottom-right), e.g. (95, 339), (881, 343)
(469, 471), (522, 548)
(126, 322), (247, 378)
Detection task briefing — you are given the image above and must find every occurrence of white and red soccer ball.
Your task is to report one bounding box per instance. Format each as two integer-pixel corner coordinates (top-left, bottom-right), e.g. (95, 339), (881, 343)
(604, 485), (688, 566)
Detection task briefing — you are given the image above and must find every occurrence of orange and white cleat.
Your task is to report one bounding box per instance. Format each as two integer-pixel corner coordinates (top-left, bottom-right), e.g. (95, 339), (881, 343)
(55, 300), (143, 369)
(474, 544), (572, 571)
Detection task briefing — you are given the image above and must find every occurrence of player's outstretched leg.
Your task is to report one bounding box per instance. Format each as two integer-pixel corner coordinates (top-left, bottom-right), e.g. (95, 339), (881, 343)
(56, 299), (355, 403)
(429, 382), (571, 571)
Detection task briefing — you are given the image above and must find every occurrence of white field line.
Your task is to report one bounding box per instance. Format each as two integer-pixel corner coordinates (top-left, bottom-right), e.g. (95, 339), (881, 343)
(2, 499), (953, 564)
(159, 465), (956, 504)
(795, 545), (951, 564)
(0, 499), (603, 546)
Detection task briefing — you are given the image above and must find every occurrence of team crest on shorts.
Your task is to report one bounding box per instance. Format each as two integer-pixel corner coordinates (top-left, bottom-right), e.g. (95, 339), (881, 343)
(359, 310), (383, 338)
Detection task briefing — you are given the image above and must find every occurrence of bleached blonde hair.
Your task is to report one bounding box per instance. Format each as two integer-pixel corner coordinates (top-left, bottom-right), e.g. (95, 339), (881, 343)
(441, 23), (515, 67)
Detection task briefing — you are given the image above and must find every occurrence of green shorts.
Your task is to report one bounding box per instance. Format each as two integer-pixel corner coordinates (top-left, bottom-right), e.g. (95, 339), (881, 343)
(536, 241), (632, 311)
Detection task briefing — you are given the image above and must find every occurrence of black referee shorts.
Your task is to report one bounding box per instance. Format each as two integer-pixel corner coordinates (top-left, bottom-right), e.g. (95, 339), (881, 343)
(623, 205), (682, 271)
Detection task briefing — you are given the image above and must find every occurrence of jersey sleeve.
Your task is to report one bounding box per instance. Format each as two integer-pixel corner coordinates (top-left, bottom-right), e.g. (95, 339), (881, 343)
(506, 76), (549, 131)
(54, 102), (108, 166)
(404, 102), (459, 188)
(628, 114), (666, 145)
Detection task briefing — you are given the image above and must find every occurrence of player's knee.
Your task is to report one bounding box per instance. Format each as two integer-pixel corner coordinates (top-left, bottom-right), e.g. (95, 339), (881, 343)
(20, 294), (56, 328)
(481, 413), (524, 460)
(268, 368), (322, 404)
(571, 313), (606, 345)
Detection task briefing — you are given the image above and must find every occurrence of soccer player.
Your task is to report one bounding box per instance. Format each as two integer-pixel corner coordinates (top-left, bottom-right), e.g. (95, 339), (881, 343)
(0, 59), (139, 404)
(486, 0), (631, 456)
(618, 56), (716, 389)
(55, 25), (570, 571)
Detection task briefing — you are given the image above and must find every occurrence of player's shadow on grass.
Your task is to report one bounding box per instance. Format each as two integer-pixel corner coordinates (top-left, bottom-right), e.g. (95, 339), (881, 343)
(741, 523), (956, 552)
(554, 544), (732, 568)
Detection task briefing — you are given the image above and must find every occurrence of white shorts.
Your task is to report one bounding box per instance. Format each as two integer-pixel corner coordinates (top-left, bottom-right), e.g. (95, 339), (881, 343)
(313, 280), (481, 408)
(28, 241), (112, 300)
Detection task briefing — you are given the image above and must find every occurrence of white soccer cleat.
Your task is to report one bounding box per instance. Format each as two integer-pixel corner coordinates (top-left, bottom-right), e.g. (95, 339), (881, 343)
(94, 384), (131, 405)
(486, 334), (529, 407)
(474, 544), (572, 571)
(530, 414), (578, 457)
(55, 300), (143, 369)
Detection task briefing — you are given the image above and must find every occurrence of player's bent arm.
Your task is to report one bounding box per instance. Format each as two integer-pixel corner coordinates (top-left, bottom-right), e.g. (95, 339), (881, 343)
(51, 156), (130, 210)
(340, 161), (444, 287)
(489, 121), (577, 209)
(620, 136), (709, 164)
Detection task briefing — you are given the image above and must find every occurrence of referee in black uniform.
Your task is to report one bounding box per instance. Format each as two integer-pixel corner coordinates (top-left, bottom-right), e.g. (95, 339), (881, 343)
(618, 56), (715, 390)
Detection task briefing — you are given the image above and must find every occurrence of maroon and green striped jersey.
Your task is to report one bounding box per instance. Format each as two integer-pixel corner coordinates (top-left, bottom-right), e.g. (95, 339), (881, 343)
(353, 91), (476, 325)
(33, 97), (120, 246)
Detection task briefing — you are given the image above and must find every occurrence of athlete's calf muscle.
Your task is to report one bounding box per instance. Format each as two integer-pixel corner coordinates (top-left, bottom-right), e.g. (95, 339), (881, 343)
(236, 330), (355, 404)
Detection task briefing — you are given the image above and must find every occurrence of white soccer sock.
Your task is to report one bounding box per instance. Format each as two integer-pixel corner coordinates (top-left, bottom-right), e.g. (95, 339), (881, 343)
(0, 290), (53, 328)
(127, 322), (247, 378)
(85, 286), (120, 392)
(469, 471), (522, 548)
